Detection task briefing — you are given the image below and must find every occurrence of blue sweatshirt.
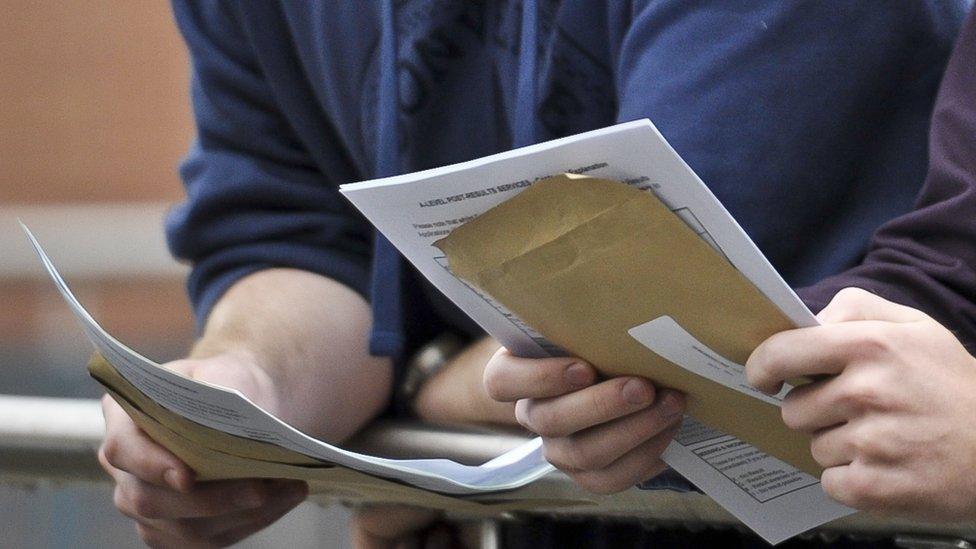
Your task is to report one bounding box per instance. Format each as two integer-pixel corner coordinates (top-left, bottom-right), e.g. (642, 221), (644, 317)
(166, 1), (964, 366)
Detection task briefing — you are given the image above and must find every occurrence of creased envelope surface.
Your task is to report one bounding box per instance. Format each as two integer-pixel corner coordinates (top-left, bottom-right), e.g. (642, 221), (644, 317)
(435, 174), (818, 474)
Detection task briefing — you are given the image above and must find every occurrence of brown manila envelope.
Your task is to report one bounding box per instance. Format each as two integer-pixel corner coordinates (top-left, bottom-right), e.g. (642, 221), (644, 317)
(435, 173), (819, 475)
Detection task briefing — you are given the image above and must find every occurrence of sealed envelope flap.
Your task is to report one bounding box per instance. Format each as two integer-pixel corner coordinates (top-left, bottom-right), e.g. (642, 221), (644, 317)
(435, 174), (819, 474)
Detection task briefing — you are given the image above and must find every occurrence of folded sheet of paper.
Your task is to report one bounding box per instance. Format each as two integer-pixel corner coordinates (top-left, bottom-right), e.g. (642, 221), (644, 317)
(340, 119), (853, 544)
(22, 224), (555, 496)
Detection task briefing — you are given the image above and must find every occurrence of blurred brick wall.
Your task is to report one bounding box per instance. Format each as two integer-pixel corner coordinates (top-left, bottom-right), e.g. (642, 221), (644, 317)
(1, 1), (193, 203)
(1, 1), (197, 378)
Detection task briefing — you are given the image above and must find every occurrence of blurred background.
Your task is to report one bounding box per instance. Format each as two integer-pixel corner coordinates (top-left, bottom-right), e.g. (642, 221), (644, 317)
(1, 3), (348, 546)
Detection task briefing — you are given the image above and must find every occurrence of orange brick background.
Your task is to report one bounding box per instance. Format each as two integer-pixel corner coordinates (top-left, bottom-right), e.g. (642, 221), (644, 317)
(0, 1), (192, 203)
(1, 1), (196, 392)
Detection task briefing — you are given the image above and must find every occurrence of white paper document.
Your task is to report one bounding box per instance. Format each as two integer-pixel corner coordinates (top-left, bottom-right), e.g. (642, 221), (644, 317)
(341, 119), (818, 358)
(665, 417), (853, 545)
(340, 119), (853, 543)
(628, 316), (850, 543)
(23, 224), (554, 495)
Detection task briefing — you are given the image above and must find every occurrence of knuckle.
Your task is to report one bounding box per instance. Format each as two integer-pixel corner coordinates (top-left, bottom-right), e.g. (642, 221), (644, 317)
(637, 407), (673, 440)
(100, 437), (123, 469)
(113, 486), (135, 517)
(759, 333), (787, 361)
(779, 398), (815, 432)
(845, 472), (883, 509)
(526, 361), (553, 388)
(573, 448), (610, 472)
(543, 437), (615, 473)
(514, 400), (532, 430)
(128, 489), (159, 519)
(97, 445), (114, 475)
(851, 438), (877, 460)
(821, 288), (872, 323)
(834, 288), (873, 311)
(838, 376), (885, 410)
(848, 326), (893, 360)
(780, 405), (802, 431)
(819, 470), (843, 503)
(821, 469), (871, 509)
(523, 402), (565, 437)
(542, 442), (574, 472)
(559, 438), (609, 472)
(835, 287), (869, 303)
(809, 435), (837, 467)
(482, 365), (508, 401)
(747, 338), (784, 389)
(851, 425), (888, 460)
(744, 358), (767, 389)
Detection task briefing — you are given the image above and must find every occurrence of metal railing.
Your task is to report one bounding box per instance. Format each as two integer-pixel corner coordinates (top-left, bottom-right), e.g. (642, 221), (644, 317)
(1, 394), (973, 549)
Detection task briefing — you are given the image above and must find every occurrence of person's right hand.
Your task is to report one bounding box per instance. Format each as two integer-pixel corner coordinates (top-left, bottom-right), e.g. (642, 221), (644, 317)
(98, 352), (309, 548)
(483, 349), (686, 494)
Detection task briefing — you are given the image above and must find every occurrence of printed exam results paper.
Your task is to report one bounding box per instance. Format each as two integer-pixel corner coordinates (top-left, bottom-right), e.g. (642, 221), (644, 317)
(23, 224), (554, 496)
(340, 119), (853, 544)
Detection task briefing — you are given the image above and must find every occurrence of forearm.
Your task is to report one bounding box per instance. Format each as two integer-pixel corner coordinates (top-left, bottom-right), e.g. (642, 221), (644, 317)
(191, 268), (392, 442)
(413, 337), (516, 426)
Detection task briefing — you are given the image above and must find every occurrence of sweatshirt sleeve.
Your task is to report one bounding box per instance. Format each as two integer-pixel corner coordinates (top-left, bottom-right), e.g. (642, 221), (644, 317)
(165, 2), (373, 327)
(611, 0), (959, 285)
(798, 9), (976, 351)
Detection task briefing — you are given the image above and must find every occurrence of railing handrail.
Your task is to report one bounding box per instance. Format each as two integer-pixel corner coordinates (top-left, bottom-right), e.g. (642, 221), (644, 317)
(1, 393), (973, 544)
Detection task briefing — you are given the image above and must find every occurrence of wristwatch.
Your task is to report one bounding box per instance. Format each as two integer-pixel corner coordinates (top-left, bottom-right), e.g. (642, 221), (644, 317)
(398, 332), (465, 414)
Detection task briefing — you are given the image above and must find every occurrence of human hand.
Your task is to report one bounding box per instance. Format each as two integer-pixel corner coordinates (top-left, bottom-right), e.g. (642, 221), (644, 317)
(98, 352), (308, 548)
(483, 349), (685, 494)
(746, 288), (976, 520)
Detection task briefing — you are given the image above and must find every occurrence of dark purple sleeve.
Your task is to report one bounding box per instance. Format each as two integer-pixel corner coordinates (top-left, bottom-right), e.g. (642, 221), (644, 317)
(797, 9), (976, 351)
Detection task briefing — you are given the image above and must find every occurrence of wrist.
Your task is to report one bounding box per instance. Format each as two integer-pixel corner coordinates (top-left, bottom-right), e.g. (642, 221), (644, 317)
(175, 349), (284, 418)
(405, 333), (465, 418)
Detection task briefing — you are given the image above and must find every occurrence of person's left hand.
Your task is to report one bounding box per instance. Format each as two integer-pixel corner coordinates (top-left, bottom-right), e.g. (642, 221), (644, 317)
(746, 288), (976, 520)
(484, 350), (685, 494)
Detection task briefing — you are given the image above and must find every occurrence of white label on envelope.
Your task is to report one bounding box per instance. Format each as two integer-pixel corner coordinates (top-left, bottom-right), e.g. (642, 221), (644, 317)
(628, 315), (790, 406)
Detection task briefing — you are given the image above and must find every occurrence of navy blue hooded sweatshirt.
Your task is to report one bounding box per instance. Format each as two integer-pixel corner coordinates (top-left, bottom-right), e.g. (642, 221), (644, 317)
(166, 1), (965, 371)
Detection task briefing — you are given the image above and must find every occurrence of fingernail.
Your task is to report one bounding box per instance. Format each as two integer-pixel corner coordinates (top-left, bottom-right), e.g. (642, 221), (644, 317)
(164, 469), (183, 491)
(660, 393), (683, 416)
(622, 378), (652, 406)
(234, 487), (265, 509)
(564, 362), (592, 387)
